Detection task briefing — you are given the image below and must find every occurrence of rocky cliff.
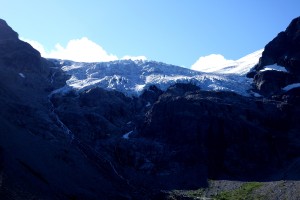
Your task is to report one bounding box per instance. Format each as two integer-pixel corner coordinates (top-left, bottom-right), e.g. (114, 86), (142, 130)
(0, 19), (134, 200)
(248, 16), (300, 96)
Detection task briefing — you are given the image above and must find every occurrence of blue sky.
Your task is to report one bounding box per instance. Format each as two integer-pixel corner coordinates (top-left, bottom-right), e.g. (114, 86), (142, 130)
(1, 0), (300, 68)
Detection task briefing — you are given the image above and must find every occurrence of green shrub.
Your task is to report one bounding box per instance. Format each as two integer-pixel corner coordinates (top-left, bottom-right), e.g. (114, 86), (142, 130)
(214, 182), (263, 200)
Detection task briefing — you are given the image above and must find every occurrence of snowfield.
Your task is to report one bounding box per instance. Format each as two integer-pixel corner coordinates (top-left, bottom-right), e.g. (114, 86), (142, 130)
(49, 50), (262, 97)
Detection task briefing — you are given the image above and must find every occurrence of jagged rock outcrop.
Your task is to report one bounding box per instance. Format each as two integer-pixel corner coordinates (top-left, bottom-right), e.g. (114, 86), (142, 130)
(249, 16), (300, 96)
(253, 70), (295, 96)
(138, 83), (292, 178)
(0, 20), (42, 73)
(254, 16), (300, 72)
(49, 84), (165, 144)
(50, 87), (135, 142)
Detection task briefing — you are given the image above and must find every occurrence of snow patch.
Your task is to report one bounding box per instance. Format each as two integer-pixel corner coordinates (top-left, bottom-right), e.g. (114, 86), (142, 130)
(283, 83), (300, 91)
(122, 131), (133, 139)
(19, 73), (25, 78)
(260, 64), (288, 73)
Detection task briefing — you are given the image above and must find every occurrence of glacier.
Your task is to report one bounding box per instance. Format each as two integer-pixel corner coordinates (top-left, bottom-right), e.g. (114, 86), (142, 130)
(49, 50), (262, 97)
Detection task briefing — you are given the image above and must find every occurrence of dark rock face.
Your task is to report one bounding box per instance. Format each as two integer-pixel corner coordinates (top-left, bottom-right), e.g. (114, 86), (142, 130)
(134, 85), (163, 113)
(50, 85), (165, 143)
(0, 19), (18, 41)
(253, 70), (295, 96)
(50, 87), (135, 142)
(256, 16), (300, 72)
(138, 84), (294, 178)
(249, 16), (300, 96)
(0, 20), (41, 72)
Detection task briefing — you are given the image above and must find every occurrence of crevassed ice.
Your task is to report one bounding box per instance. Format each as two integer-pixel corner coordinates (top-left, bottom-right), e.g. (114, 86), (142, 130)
(54, 59), (255, 96)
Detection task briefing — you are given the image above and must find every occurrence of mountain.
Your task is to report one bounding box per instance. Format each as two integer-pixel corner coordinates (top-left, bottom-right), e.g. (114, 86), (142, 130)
(1, 17), (300, 200)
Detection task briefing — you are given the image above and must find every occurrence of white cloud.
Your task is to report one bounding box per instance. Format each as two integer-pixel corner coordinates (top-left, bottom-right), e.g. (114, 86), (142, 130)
(21, 37), (147, 63)
(47, 37), (118, 62)
(21, 37), (48, 57)
(191, 54), (235, 72)
(121, 55), (147, 61)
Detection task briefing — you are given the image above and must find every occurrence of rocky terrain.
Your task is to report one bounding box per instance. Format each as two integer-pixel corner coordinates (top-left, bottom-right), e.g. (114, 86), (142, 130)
(248, 16), (300, 96)
(0, 17), (300, 199)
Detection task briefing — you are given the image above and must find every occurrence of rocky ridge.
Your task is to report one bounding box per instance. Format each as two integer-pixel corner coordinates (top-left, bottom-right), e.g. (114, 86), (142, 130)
(248, 16), (300, 96)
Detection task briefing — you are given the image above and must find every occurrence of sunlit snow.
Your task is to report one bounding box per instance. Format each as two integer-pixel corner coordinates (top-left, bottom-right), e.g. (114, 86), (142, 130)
(260, 63), (288, 73)
(50, 54), (260, 96)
